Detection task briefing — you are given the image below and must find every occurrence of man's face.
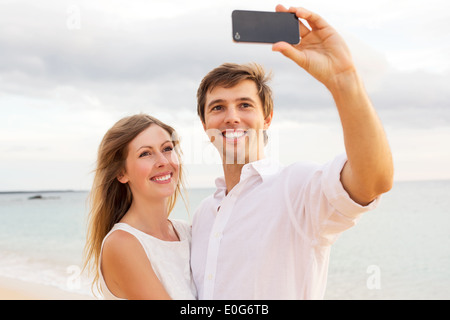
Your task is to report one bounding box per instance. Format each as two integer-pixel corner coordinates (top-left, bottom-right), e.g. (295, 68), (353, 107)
(202, 80), (273, 164)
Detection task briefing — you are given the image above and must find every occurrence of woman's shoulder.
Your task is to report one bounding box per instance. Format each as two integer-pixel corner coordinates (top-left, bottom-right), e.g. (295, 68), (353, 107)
(102, 228), (144, 260)
(100, 227), (172, 300)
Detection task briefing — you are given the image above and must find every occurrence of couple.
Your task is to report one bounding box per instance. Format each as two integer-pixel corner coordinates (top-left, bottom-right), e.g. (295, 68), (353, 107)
(83, 6), (393, 300)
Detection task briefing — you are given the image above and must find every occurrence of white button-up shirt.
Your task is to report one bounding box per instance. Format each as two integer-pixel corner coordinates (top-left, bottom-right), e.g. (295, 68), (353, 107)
(191, 154), (380, 300)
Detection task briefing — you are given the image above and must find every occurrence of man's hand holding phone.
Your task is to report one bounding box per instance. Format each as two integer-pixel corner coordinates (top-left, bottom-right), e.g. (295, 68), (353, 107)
(271, 5), (357, 91)
(231, 5), (358, 91)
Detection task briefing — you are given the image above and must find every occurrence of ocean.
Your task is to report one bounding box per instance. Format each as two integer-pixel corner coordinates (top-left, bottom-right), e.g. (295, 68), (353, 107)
(0, 180), (449, 299)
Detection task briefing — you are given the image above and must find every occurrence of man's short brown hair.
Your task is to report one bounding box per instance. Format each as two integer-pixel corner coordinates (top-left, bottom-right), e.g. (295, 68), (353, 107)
(196, 62), (273, 124)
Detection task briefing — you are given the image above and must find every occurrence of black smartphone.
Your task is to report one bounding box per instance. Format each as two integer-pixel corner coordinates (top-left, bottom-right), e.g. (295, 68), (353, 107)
(232, 10), (300, 45)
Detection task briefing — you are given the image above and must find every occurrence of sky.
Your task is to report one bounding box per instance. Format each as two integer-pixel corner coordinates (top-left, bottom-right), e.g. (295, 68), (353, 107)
(1, 0), (450, 191)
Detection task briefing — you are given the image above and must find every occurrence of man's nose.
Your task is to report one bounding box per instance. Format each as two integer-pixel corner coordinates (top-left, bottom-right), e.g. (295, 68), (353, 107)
(224, 107), (240, 124)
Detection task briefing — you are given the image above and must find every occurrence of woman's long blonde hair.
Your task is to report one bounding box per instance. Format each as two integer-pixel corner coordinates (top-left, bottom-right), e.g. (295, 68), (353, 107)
(83, 114), (186, 294)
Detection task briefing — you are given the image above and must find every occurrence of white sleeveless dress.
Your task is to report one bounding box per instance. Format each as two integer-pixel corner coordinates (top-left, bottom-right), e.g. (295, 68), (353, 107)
(99, 219), (197, 300)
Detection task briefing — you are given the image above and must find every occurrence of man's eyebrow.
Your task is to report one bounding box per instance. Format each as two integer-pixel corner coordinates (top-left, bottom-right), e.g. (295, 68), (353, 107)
(136, 140), (172, 152)
(207, 99), (226, 109)
(236, 97), (257, 104)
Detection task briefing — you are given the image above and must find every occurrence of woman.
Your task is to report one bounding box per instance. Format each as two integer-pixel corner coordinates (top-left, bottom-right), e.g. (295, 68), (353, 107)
(83, 114), (197, 300)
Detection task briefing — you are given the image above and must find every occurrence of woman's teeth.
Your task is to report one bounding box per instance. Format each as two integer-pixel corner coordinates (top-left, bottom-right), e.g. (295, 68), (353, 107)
(151, 173), (171, 182)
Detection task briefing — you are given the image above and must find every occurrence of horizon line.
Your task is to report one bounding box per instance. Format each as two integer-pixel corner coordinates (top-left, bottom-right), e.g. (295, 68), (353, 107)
(1, 178), (450, 194)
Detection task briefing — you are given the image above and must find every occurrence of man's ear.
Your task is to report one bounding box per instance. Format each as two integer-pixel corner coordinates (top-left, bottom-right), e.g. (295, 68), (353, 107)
(264, 111), (273, 130)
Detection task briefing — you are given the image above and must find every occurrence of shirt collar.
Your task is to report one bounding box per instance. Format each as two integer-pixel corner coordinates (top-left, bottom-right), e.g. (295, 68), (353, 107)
(245, 157), (281, 180)
(214, 157), (281, 192)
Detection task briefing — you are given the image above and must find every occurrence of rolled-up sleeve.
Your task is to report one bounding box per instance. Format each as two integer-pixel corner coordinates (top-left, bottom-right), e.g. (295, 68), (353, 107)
(286, 154), (381, 247)
(315, 153), (381, 246)
(322, 153), (380, 217)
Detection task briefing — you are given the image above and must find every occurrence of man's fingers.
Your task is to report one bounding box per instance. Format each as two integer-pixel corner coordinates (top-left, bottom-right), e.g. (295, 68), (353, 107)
(272, 41), (306, 68)
(276, 5), (328, 31)
(275, 4), (288, 12)
(276, 5), (311, 38)
(299, 20), (311, 38)
(288, 7), (329, 31)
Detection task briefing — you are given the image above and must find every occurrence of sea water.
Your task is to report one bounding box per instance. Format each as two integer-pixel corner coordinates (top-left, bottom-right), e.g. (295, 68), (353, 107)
(326, 180), (450, 300)
(0, 181), (449, 299)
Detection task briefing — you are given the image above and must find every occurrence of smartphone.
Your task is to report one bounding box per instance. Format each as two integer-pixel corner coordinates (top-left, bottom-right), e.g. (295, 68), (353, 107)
(232, 10), (300, 45)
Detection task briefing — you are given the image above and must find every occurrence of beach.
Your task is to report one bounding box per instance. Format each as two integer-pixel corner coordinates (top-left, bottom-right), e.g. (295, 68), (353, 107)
(0, 275), (93, 300)
(0, 182), (449, 300)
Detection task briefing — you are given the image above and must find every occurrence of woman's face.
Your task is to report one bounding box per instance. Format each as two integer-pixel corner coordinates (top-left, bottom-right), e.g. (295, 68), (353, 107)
(119, 124), (179, 201)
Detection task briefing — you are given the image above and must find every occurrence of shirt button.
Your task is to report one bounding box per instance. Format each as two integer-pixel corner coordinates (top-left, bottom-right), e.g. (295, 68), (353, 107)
(207, 274), (213, 281)
(214, 232), (221, 238)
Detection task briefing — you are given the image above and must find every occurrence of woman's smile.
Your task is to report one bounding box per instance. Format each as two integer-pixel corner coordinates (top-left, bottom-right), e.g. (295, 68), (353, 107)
(150, 172), (173, 184)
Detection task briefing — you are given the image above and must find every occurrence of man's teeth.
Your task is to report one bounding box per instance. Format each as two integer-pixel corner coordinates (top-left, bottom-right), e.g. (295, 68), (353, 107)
(152, 173), (171, 181)
(224, 131), (245, 139)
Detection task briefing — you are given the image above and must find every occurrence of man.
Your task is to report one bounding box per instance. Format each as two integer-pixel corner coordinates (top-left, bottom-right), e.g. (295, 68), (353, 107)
(191, 5), (393, 299)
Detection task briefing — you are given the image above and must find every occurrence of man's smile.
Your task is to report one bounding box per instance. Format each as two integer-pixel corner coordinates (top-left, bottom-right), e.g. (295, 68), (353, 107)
(222, 129), (247, 142)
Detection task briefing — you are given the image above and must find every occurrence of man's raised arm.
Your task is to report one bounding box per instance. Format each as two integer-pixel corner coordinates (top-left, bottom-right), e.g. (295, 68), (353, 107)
(272, 5), (393, 205)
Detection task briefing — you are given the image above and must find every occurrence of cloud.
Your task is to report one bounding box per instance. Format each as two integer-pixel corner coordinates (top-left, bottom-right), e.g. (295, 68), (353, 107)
(0, 1), (265, 112)
(363, 69), (450, 131)
(1, 0), (450, 189)
(1, 1), (448, 124)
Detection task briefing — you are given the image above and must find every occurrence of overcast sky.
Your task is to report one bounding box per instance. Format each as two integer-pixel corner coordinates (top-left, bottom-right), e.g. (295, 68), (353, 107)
(1, 0), (450, 191)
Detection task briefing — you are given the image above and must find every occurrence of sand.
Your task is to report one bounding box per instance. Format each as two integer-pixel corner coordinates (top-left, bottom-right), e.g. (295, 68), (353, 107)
(0, 276), (95, 300)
